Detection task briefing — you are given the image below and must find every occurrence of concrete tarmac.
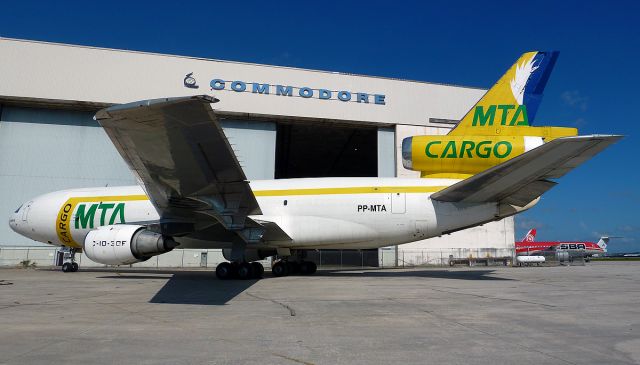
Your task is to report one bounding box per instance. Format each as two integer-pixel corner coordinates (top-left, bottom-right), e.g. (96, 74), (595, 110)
(0, 262), (639, 364)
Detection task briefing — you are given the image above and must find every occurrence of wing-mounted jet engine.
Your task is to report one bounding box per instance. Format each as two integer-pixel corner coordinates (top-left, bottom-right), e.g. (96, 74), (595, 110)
(84, 225), (178, 265)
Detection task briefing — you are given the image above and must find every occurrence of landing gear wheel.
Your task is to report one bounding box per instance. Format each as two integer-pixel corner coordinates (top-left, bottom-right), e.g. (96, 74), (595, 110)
(236, 262), (254, 280)
(216, 262), (233, 280)
(251, 262), (264, 279)
(287, 261), (300, 275)
(299, 261), (317, 275)
(71, 262), (79, 272)
(303, 261), (317, 275)
(62, 262), (73, 273)
(272, 261), (289, 277)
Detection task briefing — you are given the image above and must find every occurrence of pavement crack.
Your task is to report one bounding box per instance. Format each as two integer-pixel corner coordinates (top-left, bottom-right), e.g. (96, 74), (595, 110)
(271, 353), (314, 365)
(245, 292), (296, 316)
(429, 287), (557, 308)
(440, 313), (579, 365)
(386, 297), (579, 365)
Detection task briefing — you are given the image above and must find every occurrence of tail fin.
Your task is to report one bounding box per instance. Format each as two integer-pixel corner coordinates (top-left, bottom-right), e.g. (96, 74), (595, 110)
(521, 229), (537, 242)
(449, 51), (560, 136)
(596, 237), (610, 252)
(596, 236), (622, 252)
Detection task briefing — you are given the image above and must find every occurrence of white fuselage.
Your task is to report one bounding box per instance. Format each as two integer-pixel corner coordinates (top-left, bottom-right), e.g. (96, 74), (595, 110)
(9, 177), (504, 250)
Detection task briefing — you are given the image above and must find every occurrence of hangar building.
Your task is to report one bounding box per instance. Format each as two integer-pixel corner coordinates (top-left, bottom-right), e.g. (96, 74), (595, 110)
(0, 38), (514, 266)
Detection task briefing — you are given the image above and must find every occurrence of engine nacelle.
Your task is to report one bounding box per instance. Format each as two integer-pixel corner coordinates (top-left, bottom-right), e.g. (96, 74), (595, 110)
(222, 248), (276, 262)
(83, 225), (178, 265)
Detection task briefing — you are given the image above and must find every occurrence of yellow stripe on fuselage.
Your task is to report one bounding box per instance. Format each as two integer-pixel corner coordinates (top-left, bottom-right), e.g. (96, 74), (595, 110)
(55, 187), (446, 247)
(252, 186), (447, 196)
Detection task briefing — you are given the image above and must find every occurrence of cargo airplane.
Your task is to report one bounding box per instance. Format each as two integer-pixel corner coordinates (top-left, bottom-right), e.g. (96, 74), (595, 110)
(516, 229), (613, 259)
(9, 51), (621, 279)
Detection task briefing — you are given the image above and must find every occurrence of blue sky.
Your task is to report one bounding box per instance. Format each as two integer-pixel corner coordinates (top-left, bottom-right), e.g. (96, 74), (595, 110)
(1, 1), (638, 252)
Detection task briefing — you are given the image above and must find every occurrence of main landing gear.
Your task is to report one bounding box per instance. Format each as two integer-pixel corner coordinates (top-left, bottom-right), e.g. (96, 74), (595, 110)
(61, 248), (79, 273)
(215, 259), (318, 279)
(215, 261), (265, 280)
(271, 260), (317, 277)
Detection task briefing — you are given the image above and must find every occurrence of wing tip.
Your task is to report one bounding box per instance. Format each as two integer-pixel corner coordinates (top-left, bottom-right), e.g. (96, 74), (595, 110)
(95, 95), (220, 120)
(561, 134), (624, 141)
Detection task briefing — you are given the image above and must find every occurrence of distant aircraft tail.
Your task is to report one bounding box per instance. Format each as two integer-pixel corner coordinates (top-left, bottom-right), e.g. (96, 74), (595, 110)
(596, 236), (620, 252)
(596, 237), (610, 252)
(521, 229), (537, 242)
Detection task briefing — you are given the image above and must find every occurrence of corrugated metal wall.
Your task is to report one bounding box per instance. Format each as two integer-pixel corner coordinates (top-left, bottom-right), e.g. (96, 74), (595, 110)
(0, 106), (136, 245)
(377, 127), (396, 178)
(220, 120), (276, 180)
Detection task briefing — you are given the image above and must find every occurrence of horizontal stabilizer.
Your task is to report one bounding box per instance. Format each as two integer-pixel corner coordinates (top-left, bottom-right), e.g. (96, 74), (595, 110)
(431, 135), (622, 205)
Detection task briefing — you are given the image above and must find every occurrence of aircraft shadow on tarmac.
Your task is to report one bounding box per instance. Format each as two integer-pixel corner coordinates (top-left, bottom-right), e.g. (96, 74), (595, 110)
(86, 267), (509, 306)
(90, 270), (256, 305)
(149, 271), (257, 305)
(317, 268), (512, 281)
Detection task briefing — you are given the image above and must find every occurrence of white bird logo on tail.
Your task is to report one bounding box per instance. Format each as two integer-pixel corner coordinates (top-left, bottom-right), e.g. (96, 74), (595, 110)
(510, 56), (539, 105)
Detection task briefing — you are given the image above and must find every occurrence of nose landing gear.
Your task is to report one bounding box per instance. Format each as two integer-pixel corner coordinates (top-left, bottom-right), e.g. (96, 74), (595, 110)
(60, 248), (79, 273)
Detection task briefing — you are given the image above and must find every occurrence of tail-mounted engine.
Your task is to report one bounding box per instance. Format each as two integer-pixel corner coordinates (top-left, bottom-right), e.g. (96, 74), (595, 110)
(83, 225), (178, 265)
(402, 135), (543, 178)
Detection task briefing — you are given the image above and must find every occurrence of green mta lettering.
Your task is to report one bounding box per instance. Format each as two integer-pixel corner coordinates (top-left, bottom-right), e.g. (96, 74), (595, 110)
(75, 203), (125, 229)
(425, 140), (512, 159)
(472, 105), (528, 126)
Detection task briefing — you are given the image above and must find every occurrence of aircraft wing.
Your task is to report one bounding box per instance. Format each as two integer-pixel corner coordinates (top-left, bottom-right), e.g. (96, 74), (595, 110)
(431, 135), (622, 206)
(95, 95), (266, 238)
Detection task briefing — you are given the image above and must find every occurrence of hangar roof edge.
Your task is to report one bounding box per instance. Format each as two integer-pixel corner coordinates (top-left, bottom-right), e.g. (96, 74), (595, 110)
(0, 37), (485, 91)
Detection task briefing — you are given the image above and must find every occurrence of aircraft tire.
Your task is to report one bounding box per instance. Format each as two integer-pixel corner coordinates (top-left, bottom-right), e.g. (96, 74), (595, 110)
(61, 263), (73, 273)
(251, 262), (264, 279)
(272, 261), (288, 277)
(216, 262), (233, 280)
(287, 261), (300, 275)
(300, 261), (317, 275)
(71, 262), (79, 272)
(237, 262), (254, 280)
(306, 261), (317, 275)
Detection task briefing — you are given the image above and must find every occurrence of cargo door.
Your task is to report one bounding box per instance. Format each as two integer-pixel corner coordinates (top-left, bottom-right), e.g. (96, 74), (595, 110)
(391, 193), (406, 214)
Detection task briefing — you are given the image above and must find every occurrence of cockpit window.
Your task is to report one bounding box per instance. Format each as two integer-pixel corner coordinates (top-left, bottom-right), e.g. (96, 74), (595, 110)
(14, 205), (22, 213)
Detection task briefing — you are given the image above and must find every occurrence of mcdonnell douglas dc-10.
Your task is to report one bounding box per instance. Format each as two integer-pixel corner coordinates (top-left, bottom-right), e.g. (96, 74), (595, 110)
(9, 51), (621, 279)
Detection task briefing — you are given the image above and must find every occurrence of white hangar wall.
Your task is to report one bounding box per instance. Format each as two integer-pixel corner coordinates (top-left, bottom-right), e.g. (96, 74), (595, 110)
(0, 38), (484, 125)
(0, 38), (514, 262)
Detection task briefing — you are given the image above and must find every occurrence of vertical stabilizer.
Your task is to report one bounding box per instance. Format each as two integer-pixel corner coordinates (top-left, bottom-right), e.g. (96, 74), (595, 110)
(449, 51), (559, 136)
(521, 229), (537, 242)
(596, 237), (611, 252)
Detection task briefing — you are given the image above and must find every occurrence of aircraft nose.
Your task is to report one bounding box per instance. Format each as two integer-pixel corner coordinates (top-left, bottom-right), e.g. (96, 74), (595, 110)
(9, 211), (20, 233)
(9, 203), (27, 235)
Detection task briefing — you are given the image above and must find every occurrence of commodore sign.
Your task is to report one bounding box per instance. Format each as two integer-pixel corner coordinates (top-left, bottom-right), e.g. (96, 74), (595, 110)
(208, 79), (386, 105)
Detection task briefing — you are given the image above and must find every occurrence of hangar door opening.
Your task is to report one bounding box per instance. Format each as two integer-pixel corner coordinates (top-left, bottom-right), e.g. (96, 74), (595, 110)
(275, 123), (395, 268)
(275, 123), (378, 178)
